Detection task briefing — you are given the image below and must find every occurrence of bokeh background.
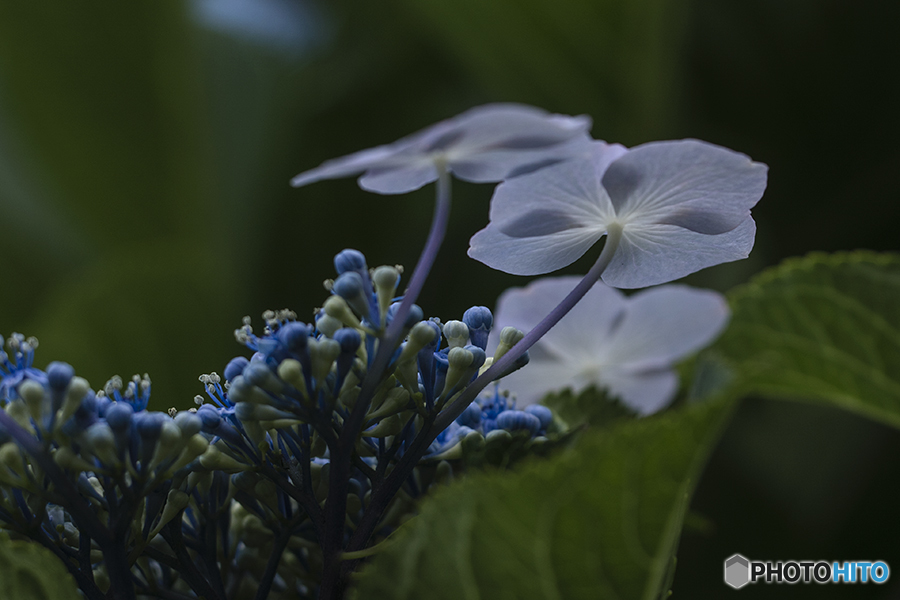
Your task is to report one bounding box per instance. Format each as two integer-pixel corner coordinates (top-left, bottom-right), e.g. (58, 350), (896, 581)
(1, 1), (898, 597)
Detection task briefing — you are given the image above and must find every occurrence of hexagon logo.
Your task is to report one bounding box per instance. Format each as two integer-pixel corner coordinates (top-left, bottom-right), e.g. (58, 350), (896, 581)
(724, 554), (751, 589)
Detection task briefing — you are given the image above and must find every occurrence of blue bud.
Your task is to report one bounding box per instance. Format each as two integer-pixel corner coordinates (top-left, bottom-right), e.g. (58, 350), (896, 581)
(174, 411), (202, 437)
(333, 271), (364, 298)
(197, 404), (223, 431)
(456, 402), (482, 428)
(105, 402), (135, 432)
(466, 346), (487, 371)
(276, 322), (311, 353)
(495, 410), (541, 436)
(333, 328), (361, 354)
(334, 249), (367, 274)
(73, 390), (99, 429)
(46, 362), (75, 391)
(96, 394), (113, 417)
(462, 306), (493, 350)
(243, 361), (281, 393)
(525, 405), (552, 430)
(135, 411), (166, 443)
(387, 303), (424, 329)
(224, 357), (249, 382)
(421, 320), (442, 349)
(333, 272), (373, 320)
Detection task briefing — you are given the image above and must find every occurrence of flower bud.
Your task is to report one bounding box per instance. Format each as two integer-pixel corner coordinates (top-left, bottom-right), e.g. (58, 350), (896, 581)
(174, 411), (202, 438)
(323, 296), (363, 330)
(525, 405), (553, 430)
(496, 410), (541, 436)
(199, 445), (247, 473)
(462, 306), (493, 350)
(315, 314), (343, 338)
(372, 266), (400, 319)
(276, 359), (307, 398)
(333, 272), (372, 321)
(494, 326), (525, 364)
(334, 249), (367, 275)
(224, 356), (249, 382)
(442, 321), (469, 349)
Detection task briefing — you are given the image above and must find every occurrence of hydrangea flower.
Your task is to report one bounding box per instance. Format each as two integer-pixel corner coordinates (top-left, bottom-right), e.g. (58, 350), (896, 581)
(468, 140), (768, 288)
(490, 277), (730, 414)
(291, 103), (592, 194)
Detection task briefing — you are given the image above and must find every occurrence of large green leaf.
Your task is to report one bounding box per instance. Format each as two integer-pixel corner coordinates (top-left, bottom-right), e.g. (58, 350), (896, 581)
(353, 398), (731, 600)
(0, 536), (80, 600)
(704, 251), (900, 428)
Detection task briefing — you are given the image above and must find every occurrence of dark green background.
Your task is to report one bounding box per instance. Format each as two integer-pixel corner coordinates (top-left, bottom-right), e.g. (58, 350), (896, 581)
(0, 1), (897, 597)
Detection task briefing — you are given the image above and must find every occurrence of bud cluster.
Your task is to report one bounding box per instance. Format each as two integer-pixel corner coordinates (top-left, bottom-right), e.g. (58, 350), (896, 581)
(0, 249), (557, 600)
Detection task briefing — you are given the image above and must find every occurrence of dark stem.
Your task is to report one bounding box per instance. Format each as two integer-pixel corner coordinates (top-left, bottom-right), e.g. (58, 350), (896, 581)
(160, 517), (223, 600)
(33, 531), (105, 600)
(253, 529), (292, 600)
(318, 167), (452, 600)
(101, 542), (137, 600)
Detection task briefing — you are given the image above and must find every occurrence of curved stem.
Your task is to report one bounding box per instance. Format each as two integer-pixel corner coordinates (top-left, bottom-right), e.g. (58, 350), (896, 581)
(345, 226), (623, 556)
(318, 167), (452, 600)
(435, 223), (623, 430)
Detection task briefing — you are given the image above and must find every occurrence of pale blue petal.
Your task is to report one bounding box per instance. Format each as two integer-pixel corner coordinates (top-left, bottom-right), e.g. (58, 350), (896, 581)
(602, 218), (757, 288)
(600, 285), (729, 370)
(291, 145), (400, 188)
(444, 104), (592, 156)
(357, 163), (440, 194)
(292, 103), (593, 193)
(490, 277), (628, 360)
(597, 368), (679, 415)
(496, 360), (582, 407)
(450, 135), (595, 182)
(468, 143), (624, 275)
(468, 226), (604, 276)
(604, 139), (768, 233)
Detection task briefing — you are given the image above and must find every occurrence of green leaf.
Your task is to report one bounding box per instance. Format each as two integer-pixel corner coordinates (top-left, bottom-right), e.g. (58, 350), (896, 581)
(353, 398), (732, 600)
(0, 536), (80, 600)
(704, 251), (900, 428)
(543, 387), (638, 432)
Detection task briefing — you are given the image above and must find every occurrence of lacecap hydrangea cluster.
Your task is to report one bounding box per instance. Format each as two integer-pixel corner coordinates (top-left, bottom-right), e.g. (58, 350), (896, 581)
(0, 250), (550, 600)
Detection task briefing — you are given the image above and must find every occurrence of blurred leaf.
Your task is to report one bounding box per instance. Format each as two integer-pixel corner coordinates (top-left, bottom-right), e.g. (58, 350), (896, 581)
(26, 239), (239, 408)
(353, 398), (731, 600)
(393, 0), (688, 142)
(0, 1), (241, 394)
(704, 251), (900, 428)
(0, 535), (80, 600)
(543, 386), (638, 432)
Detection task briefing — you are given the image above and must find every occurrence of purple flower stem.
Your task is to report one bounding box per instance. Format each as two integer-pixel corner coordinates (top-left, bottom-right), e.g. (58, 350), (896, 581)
(344, 226), (623, 560)
(318, 165), (452, 600)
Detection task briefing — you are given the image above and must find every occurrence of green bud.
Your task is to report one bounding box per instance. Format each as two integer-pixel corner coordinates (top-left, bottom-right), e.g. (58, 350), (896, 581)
(363, 414), (404, 438)
(309, 338), (341, 382)
(323, 296), (363, 330)
(316, 314), (343, 338)
(18, 380), (46, 424)
(372, 266), (399, 320)
(494, 326), (525, 363)
(443, 321), (469, 349)
(276, 359), (307, 398)
(56, 376), (91, 428)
